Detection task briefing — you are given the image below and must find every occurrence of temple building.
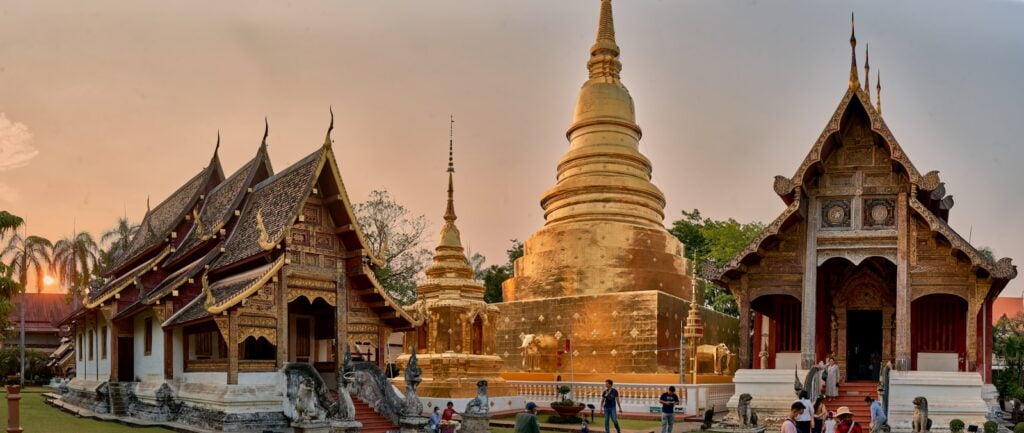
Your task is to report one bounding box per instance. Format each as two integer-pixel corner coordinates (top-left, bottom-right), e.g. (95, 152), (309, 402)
(394, 122), (518, 409)
(495, 0), (738, 379)
(60, 119), (414, 431)
(711, 17), (1016, 428)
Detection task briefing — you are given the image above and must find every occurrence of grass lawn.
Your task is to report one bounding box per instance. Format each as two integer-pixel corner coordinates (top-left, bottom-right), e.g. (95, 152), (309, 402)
(1, 387), (172, 432)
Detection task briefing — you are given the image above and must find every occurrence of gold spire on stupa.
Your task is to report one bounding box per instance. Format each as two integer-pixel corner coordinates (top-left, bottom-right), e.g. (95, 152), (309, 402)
(420, 116), (480, 298)
(864, 44), (871, 98)
(541, 0), (666, 230)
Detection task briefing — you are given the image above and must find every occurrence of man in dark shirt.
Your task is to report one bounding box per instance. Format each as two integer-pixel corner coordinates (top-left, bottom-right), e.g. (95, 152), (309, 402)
(602, 379), (623, 433)
(659, 386), (680, 433)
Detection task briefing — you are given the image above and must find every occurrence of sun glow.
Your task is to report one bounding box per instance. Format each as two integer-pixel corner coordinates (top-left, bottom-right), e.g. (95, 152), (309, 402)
(43, 275), (55, 286)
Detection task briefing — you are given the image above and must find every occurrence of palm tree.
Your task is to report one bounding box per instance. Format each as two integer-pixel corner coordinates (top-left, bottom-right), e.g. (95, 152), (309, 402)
(52, 232), (99, 299)
(100, 217), (138, 269)
(2, 233), (53, 293)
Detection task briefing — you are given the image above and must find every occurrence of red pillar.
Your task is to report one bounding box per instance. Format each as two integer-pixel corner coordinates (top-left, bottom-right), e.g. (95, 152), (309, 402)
(753, 312), (764, 369)
(6, 384), (23, 433)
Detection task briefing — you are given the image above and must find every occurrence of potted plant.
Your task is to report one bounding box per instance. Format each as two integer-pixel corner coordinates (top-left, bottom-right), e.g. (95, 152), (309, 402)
(550, 385), (586, 419)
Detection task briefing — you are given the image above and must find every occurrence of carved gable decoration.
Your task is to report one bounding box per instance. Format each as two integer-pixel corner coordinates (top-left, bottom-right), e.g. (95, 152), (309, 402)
(821, 199), (852, 229)
(863, 198), (895, 228)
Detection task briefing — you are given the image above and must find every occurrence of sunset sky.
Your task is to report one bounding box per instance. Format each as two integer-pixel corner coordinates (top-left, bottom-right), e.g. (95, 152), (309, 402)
(2, 0), (1023, 295)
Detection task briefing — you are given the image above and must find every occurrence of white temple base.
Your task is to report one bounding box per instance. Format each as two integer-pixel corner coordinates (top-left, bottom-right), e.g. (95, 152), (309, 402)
(726, 369), (991, 432)
(420, 395), (525, 415)
(887, 371), (988, 432)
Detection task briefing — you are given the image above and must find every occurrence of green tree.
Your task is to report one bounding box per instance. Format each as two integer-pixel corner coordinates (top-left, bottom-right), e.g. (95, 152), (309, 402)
(2, 233), (53, 293)
(52, 231), (100, 301)
(100, 217), (138, 270)
(668, 209), (764, 316)
(480, 239), (524, 303)
(979, 246), (996, 262)
(354, 190), (432, 305)
(994, 313), (1024, 400)
(0, 211), (24, 338)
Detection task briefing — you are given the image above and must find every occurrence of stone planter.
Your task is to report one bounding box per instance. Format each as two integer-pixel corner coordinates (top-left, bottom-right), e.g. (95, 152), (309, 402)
(550, 403), (585, 418)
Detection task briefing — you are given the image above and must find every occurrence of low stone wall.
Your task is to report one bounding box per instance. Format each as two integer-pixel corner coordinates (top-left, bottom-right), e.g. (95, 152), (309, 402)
(63, 378), (110, 414)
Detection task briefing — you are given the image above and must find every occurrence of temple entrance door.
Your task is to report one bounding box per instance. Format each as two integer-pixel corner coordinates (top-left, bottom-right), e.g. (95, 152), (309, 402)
(117, 336), (134, 382)
(846, 310), (882, 381)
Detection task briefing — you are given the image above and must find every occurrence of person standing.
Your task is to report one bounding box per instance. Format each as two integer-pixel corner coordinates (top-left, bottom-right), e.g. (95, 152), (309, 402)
(866, 396), (886, 433)
(659, 386), (680, 433)
(429, 407), (442, 433)
(514, 402), (541, 433)
(812, 395), (828, 433)
(601, 379), (623, 433)
(441, 401), (458, 433)
(824, 411), (837, 433)
(783, 402), (805, 433)
(795, 390), (815, 433)
(834, 407), (862, 433)
(826, 357), (840, 401)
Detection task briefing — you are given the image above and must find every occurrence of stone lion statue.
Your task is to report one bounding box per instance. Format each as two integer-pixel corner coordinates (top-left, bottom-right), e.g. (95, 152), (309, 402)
(912, 396), (930, 433)
(295, 377), (319, 422)
(464, 380), (489, 417)
(696, 343), (733, 375)
(737, 393), (758, 427)
(519, 334), (559, 372)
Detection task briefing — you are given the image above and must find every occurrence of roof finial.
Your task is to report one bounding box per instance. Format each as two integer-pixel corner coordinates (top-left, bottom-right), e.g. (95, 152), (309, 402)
(864, 43), (871, 98)
(146, 195), (151, 214)
(214, 130), (221, 156)
(323, 106), (334, 149)
(261, 117), (269, 148)
(588, 0), (622, 82)
(849, 12), (859, 91)
(444, 115), (456, 224)
(876, 69), (882, 115)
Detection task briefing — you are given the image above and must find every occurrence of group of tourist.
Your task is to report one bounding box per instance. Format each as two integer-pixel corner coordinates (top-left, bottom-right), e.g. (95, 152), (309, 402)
(508, 380), (681, 433)
(788, 393), (888, 433)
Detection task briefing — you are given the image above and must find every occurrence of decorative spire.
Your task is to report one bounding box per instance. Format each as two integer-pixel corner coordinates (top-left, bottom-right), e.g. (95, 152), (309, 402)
(876, 69), (882, 115)
(323, 107), (334, 149)
(214, 130), (221, 157)
(588, 0), (622, 82)
(849, 13), (859, 91)
(444, 115), (456, 224)
(864, 44), (871, 98)
(146, 195), (151, 214)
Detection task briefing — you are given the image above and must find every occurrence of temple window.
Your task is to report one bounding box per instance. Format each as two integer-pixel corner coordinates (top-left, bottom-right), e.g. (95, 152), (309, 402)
(183, 322), (229, 372)
(144, 317), (153, 356)
(240, 336), (276, 360)
(88, 329), (94, 360)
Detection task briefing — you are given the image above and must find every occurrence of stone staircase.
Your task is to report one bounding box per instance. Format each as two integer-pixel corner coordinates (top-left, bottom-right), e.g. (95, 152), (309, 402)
(107, 382), (132, 416)
(353, 397), (400, 433)
(830, 381), (877, 421)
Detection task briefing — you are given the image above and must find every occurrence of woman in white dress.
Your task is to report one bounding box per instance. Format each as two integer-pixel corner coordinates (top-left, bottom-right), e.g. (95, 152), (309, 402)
(825, 357), (840, 401)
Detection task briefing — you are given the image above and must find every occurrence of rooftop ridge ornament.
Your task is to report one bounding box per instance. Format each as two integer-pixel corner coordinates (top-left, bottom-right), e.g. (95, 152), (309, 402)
(864, 43), (871, 98)
(876, 70), (882, 115)
(214, 130), (221, 157)
(849, 13), (859, 91)
(261, 117), (269, 149)
(323, 106), (334, 149)
(588, 0), (622, 82)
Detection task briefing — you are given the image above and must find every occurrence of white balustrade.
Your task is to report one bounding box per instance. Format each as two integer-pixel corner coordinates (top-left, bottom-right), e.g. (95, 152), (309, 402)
(506, 380), (735, 415)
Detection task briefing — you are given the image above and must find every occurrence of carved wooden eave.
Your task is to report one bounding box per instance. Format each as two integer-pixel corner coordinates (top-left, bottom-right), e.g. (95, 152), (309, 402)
(353, 262), (415, 328)
(706, 189), (804, 287)
(84, 246), (172, 309)
(908, 197), (1016, 282)
(774, 87), (941, 204)
(206, 255), (285, 314)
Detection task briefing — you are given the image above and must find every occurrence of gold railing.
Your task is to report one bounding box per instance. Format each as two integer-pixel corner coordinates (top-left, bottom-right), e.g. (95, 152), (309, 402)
(185, 359), (227, 372)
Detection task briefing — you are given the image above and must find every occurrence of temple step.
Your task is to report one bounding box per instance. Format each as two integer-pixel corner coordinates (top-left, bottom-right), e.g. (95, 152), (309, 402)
(352, 397), (400, 433)
(828, 381), (878, 420)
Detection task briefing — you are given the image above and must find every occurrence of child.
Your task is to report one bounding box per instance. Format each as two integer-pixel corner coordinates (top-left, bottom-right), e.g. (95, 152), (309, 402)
(580, 419), (590, 433)
(824, 411), (837, 433)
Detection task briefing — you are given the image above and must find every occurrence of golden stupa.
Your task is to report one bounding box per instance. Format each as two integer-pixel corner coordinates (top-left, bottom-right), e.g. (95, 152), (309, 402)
(495, 0), (736, 379)
(395, 122), (516, 399)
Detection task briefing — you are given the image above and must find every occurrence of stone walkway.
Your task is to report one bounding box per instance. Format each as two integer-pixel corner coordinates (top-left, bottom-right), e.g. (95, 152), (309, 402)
(490, 418), (704, 433)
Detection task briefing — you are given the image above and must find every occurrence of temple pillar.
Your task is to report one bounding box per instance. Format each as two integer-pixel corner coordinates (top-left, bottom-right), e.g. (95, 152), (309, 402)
(894, 191), (911, 371)
(801, 195), (818, 369)
(966, 276), (980, 372)
(738, 276), (752, 369)
(377, 326), (388, 369)
(881, 306), (894, 365)
(277, 269), (289, 368)
(109, 320), (119, 381)
(227, 310), (239, 385)
(335, 267), (346, 370)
